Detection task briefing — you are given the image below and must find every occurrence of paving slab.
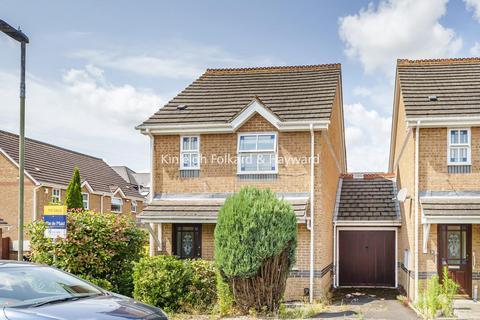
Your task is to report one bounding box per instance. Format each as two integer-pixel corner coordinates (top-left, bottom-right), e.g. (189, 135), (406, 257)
(453, 299), (480, 319)
(312, 288), (420, 320)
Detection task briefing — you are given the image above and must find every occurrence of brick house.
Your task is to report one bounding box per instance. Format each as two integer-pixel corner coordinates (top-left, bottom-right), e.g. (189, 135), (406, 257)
(0, 130), (144, 256)
(389, 58), (480, 300)
(136, 64), (347, 301)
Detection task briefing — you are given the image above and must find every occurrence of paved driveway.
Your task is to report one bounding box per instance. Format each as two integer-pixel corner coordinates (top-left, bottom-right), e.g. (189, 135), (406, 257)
(312, 288), (420, 319)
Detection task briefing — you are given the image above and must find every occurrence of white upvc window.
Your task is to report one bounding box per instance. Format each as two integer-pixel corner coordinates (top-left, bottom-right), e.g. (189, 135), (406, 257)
(448, 128), (471, 165)
(82, 192), (89, 210)
(52, 188), (61, 204)
(180, 136), (200, 170)
(237, 133), (278, 174)
(131, 200), (137, 213)
(111, 197), (123, 213)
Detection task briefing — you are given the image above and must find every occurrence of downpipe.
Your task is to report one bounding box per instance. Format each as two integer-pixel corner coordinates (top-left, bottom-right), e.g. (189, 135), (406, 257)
(309, 123), (315, 303)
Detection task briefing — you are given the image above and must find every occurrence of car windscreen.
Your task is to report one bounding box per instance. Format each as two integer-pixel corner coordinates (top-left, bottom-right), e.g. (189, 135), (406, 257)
(0, 266), (103, 307)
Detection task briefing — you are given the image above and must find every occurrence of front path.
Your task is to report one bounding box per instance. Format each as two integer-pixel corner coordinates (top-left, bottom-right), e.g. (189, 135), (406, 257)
(312, 288), (420, 319)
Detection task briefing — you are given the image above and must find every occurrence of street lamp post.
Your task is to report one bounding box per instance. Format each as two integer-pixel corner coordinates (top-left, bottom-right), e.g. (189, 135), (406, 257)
(0, 19), (29, 261)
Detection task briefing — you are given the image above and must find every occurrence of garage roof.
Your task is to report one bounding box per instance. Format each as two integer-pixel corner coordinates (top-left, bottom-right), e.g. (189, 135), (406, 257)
(335, 174), (400, 221)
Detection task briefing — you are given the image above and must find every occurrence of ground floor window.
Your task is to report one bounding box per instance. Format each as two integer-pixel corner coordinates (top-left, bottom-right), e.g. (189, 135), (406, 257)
(82, 193), (89, 210)
(172, 224), (201, 259)
(111, 197), (122, 213)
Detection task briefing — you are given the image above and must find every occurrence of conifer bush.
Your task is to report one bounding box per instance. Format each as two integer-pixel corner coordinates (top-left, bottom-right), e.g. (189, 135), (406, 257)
(65, 167), (84, 210)
(214, 187), (297, 313)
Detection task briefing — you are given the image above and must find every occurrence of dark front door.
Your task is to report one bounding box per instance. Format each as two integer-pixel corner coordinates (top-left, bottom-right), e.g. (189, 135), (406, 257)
(438, 224), (472, 296)
(173, 224), (202, 259)
(338, 230), (396, 287)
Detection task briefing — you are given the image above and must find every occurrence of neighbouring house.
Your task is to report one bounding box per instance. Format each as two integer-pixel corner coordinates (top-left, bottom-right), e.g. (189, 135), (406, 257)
(112, 166), (150, 197)
(0, 218), (9, 258)
(0, 130), (144, 257)
(136, 64), (347, 301)
(389, 58), (480, 300)
(333, 173), (401, 288)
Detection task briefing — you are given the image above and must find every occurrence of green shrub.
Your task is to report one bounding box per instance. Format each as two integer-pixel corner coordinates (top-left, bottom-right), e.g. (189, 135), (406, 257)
(183, 259), (217, 313)
(215, 271), (234, 316)
(415, 269), (459, 318)
(133, 255), (192, 313)
(78, 274), (113, 291)
(27, 210), (146, 296)
(440, 267), (459, 317)
(214, 187), (297, 313)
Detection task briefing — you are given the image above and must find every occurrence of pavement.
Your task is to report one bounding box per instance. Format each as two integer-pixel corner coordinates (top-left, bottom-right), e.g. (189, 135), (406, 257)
(312, 288), (420, 319)
(453, 299), (480, 319)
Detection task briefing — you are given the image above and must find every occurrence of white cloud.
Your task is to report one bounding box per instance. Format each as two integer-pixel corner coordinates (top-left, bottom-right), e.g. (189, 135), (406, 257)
(344, 103), (391, 172)
(339, 0), (462, 74)
(465, 0), (480, 21)
(0, 66), (165, 171)
(70, 44), (281, 79)
(471, 42), (480, 55)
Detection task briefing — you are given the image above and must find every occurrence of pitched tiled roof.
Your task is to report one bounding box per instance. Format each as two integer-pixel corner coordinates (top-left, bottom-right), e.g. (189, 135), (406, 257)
(0, 130), (141, 198)
(397, 58), (480, 119)
(140, 64), (341, 126)
(139, 198), (308, 223)
(421, 197), (480, 217)
(336, 175), (399, 221)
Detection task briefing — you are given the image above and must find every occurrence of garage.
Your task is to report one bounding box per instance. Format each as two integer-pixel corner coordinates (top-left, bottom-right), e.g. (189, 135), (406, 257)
(333, 175), (401, 288)
(338, 230), (396, 287)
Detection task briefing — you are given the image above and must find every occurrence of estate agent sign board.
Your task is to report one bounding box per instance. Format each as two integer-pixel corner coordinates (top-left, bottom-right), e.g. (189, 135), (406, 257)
(43, 205), (67, 239)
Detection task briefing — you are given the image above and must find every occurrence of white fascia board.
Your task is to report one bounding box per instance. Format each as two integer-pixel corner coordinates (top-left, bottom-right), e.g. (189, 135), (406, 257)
(230, 100), (281, 130)
(112, 187), (127, 199)
(140, 120), (329, 135)
(334, 220), (402, 226)
(81, 180), (95, 193)
(0, 147), (39, 185)
(423, 216), (480, 224)
(407, 116), (480, 128)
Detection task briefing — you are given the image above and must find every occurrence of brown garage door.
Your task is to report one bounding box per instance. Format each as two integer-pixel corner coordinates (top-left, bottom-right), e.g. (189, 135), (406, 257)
(338, 230), (395, 287)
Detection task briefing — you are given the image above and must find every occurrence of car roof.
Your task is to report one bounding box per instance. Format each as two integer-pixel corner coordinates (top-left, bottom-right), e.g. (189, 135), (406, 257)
(0, 260), (46, 268)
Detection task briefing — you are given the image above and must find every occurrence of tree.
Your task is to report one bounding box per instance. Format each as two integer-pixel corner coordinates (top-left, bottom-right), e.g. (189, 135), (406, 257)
(214, 187), (297, 313)
(65, 167), (83, 210)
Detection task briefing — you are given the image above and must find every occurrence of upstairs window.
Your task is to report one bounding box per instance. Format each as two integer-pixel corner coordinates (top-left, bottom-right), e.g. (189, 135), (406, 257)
(448, 128), (471, 165)
(82, 193), (89, 210)
(131, 200), (137, 213)
(52, 188), (61, 204)
(237, 133), (277, 174)
(180, 136), (200, 170)
(111, 197), (123, 213)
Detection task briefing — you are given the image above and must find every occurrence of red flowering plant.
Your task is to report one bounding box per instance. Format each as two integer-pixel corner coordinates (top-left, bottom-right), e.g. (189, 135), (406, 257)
(27, 209), (147, 296)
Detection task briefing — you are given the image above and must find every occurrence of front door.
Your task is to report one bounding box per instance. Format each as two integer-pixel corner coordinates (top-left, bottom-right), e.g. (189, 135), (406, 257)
(438, 224), (472, 296)
(173, 224), (202, 259)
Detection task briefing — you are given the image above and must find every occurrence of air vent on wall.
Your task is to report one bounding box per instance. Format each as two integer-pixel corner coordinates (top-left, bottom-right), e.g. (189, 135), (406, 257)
(428, 95), (438, 101)
(176, 104), (188, 110)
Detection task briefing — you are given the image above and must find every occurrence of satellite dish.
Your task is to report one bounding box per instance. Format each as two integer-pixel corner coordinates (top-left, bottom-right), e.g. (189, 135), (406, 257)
(396, 188), (408, 202)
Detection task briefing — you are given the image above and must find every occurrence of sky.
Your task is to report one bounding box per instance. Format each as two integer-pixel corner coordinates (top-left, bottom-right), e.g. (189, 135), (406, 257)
(1, 0), (479, 173)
